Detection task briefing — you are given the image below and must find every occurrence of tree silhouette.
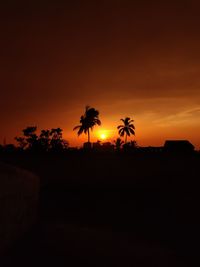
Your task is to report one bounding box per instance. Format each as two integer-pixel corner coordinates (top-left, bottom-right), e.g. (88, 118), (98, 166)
(50, 128), (64, 152)
(38, 129), (51, 152)
(114, 138), (124, 151)
(73, 106), (101, 143)
(22, 126), (38, 150)
(123, 140), (138, 152)
(15, 127), (37, 151)
(15, 137), (27, 150)
(15, 127), (69, 152)
(117, 117), (135, 143)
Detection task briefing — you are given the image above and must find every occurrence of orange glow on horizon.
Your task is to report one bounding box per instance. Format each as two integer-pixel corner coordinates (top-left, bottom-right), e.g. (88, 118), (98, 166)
(100, 133), (106, 140)
(95, 129), (110, 141)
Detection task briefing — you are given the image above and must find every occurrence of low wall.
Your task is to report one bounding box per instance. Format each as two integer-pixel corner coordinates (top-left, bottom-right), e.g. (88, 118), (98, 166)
(0, 162), (39, 256)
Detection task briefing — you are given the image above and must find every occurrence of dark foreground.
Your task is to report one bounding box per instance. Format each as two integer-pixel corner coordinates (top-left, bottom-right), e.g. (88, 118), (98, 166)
(1, 152), (200, 266)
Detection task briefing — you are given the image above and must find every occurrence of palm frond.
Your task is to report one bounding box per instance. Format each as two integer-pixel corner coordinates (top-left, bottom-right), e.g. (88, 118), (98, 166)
(78, 127), (84, 136)
(119, 128), (124, 136)
(129, 128), (135, 135)
(96, 119), (101, 125)
(124, 117), (131, 124)
(129, 124), (135, 129)
(83, 128), (88, 134)
(117, 125), (124, 129)
(125, 128), (130, 136)
(73, 125), (81, 131)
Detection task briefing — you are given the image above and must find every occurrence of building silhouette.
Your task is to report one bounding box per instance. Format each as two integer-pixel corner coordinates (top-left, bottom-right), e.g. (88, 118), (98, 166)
(164, 140), (195, 154)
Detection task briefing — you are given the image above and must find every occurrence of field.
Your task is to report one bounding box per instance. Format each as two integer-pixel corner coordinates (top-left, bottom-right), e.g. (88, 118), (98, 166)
(1, 152), (199, 266)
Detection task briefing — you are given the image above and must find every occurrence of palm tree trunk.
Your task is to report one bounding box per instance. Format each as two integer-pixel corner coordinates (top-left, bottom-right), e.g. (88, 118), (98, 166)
(125, 133), (127, 144)
(88, 129), (90, 143)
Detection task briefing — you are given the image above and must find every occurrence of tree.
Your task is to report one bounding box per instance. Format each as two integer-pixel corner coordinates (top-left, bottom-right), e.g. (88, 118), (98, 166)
(15, 126), (38, 150)
(50, 128), (64, 152)
(73, 106), (101, 143)
(22, 126), (38, 150)
(62, 139), (69, 150)
(123, 140), (138, 152)
(114, 138), (124, 151)
(15, 126), (37, 151)
(38, 129), (51, 152)
(15, 127), (69, 152)
(15, 137), (27, 150)
(117, 117), (135, 143)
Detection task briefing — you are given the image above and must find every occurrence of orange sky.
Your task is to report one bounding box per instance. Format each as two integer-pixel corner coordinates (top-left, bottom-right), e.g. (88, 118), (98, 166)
(0, 1), (200, 148)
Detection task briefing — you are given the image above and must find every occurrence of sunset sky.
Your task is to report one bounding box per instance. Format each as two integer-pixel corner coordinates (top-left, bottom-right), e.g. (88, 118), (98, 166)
(1, 1), (200, 148)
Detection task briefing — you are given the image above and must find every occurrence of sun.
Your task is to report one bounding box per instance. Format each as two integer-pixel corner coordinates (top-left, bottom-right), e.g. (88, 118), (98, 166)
(100, 133), (107, 140)
(97, 130), (109, 140)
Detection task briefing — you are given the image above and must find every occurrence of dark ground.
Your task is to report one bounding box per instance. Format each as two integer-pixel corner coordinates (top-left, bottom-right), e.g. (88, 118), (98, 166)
(1, 152), (199, 266)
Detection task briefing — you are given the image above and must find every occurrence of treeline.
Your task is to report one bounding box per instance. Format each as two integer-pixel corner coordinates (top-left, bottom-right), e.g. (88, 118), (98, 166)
(0, 106), (138, 153)
(0, 128), (138, 154)
(14, 126), (68, 152)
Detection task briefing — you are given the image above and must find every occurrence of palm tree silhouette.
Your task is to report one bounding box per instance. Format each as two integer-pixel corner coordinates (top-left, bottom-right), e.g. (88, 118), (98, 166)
(117, 117), (135, 143)
(73, 106), (101, 143)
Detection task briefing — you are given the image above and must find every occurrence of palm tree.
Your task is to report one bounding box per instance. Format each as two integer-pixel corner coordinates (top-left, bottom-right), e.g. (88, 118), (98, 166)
(73, 106), (101, 143)
(117, 117), (135, 143)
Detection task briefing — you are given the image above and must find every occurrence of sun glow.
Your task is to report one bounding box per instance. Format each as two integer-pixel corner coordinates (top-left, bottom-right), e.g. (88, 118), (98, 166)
(97, 130), (109, 140)
(100, 133), (106, 140)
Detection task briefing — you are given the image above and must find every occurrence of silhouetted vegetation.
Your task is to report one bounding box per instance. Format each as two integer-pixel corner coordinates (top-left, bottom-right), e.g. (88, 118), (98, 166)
(15, 127), (68, 152)
(73, 106), (101, 144)
(1, 107), (199, 267)
(123, 140), (138, 152)
(114, 138), (124, 151)
(117, 117), (135, 143)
